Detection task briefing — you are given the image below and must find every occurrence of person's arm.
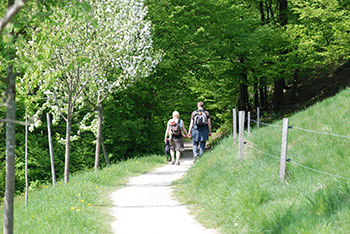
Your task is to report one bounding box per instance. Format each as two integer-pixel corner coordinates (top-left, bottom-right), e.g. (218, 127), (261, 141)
(164, 122), (169, 143)
(182, 121), (188, 138)
(188, 119), (193, 138)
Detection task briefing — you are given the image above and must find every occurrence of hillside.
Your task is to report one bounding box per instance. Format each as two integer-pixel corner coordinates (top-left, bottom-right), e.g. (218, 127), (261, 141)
(175, 88), (350, 234)
(285, 61), (350, 111)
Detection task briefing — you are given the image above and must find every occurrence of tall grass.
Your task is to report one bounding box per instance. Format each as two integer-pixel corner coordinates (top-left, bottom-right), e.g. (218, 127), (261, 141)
(0, 155), (164, 234)
(175, 88), (350, 233)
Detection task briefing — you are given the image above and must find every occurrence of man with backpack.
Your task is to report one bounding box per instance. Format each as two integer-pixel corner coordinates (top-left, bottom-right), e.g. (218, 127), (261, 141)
(188, 101), (211, 162)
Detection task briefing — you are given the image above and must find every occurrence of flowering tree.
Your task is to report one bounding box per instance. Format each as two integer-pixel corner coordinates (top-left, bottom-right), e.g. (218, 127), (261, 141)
(18, 2), (92, 183)
(18, 0), (160, 180)
(83, 0), (159, 171)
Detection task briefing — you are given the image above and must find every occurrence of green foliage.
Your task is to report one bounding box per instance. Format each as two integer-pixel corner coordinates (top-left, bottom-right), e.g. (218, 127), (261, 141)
(175, 88), (350, 233)
(289, 0), (350, 66)
(148, 0), (350, 116)
(103, 77), (166, 160)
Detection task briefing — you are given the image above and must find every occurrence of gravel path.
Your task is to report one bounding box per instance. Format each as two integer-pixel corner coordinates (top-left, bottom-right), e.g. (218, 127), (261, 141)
(110, 152), (217, 234)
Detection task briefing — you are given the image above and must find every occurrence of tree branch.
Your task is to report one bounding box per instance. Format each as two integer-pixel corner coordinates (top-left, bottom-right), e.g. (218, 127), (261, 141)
(72, 79), (89, 109)
(100, 78), (119, 104)
(82, 89), (96, 108)
(0, 0), (30, 32)
(52, 89), (68, 122)
(0, 116), (34, 126)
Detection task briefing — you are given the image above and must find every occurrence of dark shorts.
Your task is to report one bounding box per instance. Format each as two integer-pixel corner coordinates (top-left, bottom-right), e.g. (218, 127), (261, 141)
(170, 137), (184, 152)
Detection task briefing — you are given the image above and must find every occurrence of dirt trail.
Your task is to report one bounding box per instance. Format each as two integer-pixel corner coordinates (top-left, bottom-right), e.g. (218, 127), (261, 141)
(110, 148), (217, 234)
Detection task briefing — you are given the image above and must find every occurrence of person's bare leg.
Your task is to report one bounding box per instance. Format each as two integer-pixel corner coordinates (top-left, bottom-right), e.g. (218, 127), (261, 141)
(175, 151), (181, 165)
(170, 150), (175, 163)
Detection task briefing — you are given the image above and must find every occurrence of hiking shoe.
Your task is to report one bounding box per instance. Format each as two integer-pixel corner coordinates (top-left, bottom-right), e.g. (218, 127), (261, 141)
(176, 162), (180, 165)
(193, 155), (198, 163)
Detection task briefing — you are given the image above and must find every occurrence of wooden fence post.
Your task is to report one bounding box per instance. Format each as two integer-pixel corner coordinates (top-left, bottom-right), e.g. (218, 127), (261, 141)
(25, 116), (28, 208)
(233, 108), (237, 144)
(47, 113), (56, 186)
(247, 111), (251, 134)
(257, 107), (260, 128)
(238, 111), (245, 161)
(280, 118), (289, 183)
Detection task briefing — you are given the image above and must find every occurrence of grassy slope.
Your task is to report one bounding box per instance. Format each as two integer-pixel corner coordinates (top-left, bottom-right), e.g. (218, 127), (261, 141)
(175, 88), (350, 234)
(0, 155), (164, 234)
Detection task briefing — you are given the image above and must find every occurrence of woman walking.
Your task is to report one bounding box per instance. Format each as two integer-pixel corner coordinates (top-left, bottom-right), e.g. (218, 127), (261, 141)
(164, 111), (188, 165)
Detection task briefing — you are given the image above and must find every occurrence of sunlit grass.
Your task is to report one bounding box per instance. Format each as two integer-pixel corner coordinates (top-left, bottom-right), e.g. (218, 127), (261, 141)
(0, 155), (164, 234)
(175, 88), (350, 233)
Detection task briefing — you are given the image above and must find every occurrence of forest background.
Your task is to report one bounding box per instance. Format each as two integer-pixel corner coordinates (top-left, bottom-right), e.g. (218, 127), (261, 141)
(1, 0), (350, 198)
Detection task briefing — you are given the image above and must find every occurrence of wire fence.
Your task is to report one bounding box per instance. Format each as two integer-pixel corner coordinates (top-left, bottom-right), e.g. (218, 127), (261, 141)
(246, 143), (350, 180)
(234, 108), (350, 181)
(249, 119), (350, 138)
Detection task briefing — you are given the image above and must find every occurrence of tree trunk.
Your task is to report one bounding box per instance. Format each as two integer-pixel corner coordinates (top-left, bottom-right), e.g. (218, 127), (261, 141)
(264, 86), (268, 107)
(101, 136), (111, 166)
(254, 82), (259, 109)
(273, 0), (288, 110)
(47, 113), (56, 186)
(290, 69), (299, 104)
(259, 84), (268, 109)
(273, 79), (285, 110)
(239, 84), (249, 111)
(94, 102), (103, 171)
(238, 72), (249, 111)
(64, 102), (72, 184)
(279, 0), (288, 26)
(259, 87), (264, 109)
(259, 1), (265, 24)
(3, 64), (16, 234)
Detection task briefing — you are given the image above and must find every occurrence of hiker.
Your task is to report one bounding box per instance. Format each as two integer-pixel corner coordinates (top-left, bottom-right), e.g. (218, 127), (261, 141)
(164, 111), (188, 165)
(188, 101), (211, 161)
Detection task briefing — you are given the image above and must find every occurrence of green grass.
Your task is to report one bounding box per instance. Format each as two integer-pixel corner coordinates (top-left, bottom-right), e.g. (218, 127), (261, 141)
(0, 155), (164, 234)
(174, 88), (350, 234)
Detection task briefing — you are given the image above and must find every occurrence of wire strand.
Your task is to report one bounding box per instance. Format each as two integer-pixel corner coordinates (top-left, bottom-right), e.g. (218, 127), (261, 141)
(249, 119), (350, 138)
(246, 144), (280, 160)
(289, 161), (350, 180)
(292, 126), (350, 138)
(246, 144), (349, 180)
(250, 119), (282, 128)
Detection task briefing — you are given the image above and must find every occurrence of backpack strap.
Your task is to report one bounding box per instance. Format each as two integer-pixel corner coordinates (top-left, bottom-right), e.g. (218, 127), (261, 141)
(195, 109), (206, 118)
(169, 119), (182, 127)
